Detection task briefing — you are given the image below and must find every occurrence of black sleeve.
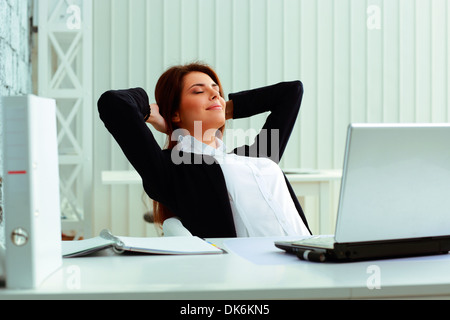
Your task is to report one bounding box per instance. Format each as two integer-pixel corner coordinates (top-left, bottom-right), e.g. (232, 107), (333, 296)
(228, 81), (304, 163)
(97, 88), (172, 204)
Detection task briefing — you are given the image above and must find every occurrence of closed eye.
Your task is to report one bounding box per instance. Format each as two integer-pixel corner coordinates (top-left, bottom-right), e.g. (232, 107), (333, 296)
(189, 83), (219, 92)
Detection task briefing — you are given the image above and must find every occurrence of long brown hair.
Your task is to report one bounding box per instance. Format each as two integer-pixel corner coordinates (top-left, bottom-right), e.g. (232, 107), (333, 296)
(153, 62), (225, 228)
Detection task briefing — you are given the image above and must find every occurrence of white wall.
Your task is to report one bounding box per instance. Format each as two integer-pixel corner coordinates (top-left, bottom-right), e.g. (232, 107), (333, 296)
(91, 0), (450, 236)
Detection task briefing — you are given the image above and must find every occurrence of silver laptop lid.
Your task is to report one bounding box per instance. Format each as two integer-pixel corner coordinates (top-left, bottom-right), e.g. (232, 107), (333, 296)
(335, 123), (450, 243)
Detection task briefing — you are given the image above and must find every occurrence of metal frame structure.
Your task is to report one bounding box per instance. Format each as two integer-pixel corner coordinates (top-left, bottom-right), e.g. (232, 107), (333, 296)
(37, 0), (92, 238)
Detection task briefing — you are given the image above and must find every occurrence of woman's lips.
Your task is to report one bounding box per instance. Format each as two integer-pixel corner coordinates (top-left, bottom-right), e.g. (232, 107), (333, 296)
(207, 105), (223, 111)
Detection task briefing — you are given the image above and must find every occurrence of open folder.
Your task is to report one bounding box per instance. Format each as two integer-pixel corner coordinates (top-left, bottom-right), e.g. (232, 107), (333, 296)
(62, 229), (224, 257)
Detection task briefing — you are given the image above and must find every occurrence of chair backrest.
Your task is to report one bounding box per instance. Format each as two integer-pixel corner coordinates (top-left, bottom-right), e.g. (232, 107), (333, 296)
(162, 217), (193, 237)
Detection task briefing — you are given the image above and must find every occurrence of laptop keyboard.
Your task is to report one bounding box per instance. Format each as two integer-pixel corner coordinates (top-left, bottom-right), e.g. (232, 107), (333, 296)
(292, 235), (335, 249)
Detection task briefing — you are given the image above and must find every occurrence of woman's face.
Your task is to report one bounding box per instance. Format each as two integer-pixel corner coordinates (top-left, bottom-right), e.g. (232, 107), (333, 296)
(173, 72), (226, 138)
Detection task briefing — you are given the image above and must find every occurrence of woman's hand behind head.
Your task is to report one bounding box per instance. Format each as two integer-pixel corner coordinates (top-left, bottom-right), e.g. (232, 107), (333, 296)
(147, 103), (168, 134)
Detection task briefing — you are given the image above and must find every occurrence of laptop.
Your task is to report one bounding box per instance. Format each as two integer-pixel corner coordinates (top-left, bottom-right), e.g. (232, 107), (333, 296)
(275, 123), (450, 262)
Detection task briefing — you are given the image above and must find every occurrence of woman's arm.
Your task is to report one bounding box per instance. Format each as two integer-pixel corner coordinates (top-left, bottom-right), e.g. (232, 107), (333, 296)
(228, 81), (304, 162)
(97, 88), (172, 204)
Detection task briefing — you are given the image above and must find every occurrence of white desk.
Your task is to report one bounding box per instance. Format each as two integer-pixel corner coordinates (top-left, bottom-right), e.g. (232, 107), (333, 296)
(1, 237), (450, 300)
(101, 169), (342, 234)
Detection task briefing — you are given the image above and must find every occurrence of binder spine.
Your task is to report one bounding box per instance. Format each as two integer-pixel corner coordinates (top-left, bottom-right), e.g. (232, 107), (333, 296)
(3, 96), (36, 288)
(2, 95), (62, 289)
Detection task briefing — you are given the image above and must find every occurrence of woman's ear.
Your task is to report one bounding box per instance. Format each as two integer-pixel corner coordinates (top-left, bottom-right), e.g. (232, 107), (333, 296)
(172, 111), (181, 124)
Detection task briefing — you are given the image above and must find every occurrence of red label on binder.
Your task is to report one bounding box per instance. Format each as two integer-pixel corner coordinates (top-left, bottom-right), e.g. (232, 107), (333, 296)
(8, 171), (27, 175)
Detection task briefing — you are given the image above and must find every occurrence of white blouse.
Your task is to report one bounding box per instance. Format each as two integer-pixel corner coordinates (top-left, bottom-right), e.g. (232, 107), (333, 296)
(176, 135), (311, 237)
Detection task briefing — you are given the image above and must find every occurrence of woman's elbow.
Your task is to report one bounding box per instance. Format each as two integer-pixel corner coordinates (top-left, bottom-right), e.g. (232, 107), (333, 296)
(97, 90), (132, 123)
(97, 91), (114, 119)
(284, 80), (304, 106)
(290, 80), (304, 98)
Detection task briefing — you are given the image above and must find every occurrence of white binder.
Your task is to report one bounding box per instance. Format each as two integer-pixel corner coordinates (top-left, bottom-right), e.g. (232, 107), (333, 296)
(1, 95), (62, 289)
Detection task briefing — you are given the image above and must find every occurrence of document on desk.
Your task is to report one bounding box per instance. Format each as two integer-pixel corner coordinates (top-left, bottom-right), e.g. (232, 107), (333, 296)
(223, 236), (307, 265)
(62, 229), (223, 258)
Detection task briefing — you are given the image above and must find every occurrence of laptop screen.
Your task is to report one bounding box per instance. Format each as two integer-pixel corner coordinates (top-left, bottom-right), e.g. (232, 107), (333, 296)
(335, 123), (450, 243)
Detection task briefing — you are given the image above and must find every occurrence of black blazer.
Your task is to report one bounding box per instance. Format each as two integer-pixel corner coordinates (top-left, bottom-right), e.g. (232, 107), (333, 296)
(97, 80), (311, 238)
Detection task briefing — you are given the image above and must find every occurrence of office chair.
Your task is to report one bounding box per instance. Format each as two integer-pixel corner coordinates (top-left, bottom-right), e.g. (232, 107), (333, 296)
(162, 217), (193, 237)
(143, 211), (192, 236)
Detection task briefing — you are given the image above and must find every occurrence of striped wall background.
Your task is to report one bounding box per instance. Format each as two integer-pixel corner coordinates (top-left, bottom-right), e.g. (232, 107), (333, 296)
(92, 0), (449, 236)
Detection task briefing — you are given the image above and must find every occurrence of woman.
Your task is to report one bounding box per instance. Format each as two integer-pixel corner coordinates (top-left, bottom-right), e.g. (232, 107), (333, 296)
(98, 62), (311, 238)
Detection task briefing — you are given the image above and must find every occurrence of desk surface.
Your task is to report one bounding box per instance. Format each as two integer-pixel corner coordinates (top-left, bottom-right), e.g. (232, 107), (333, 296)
(1, 237), (450, 300)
